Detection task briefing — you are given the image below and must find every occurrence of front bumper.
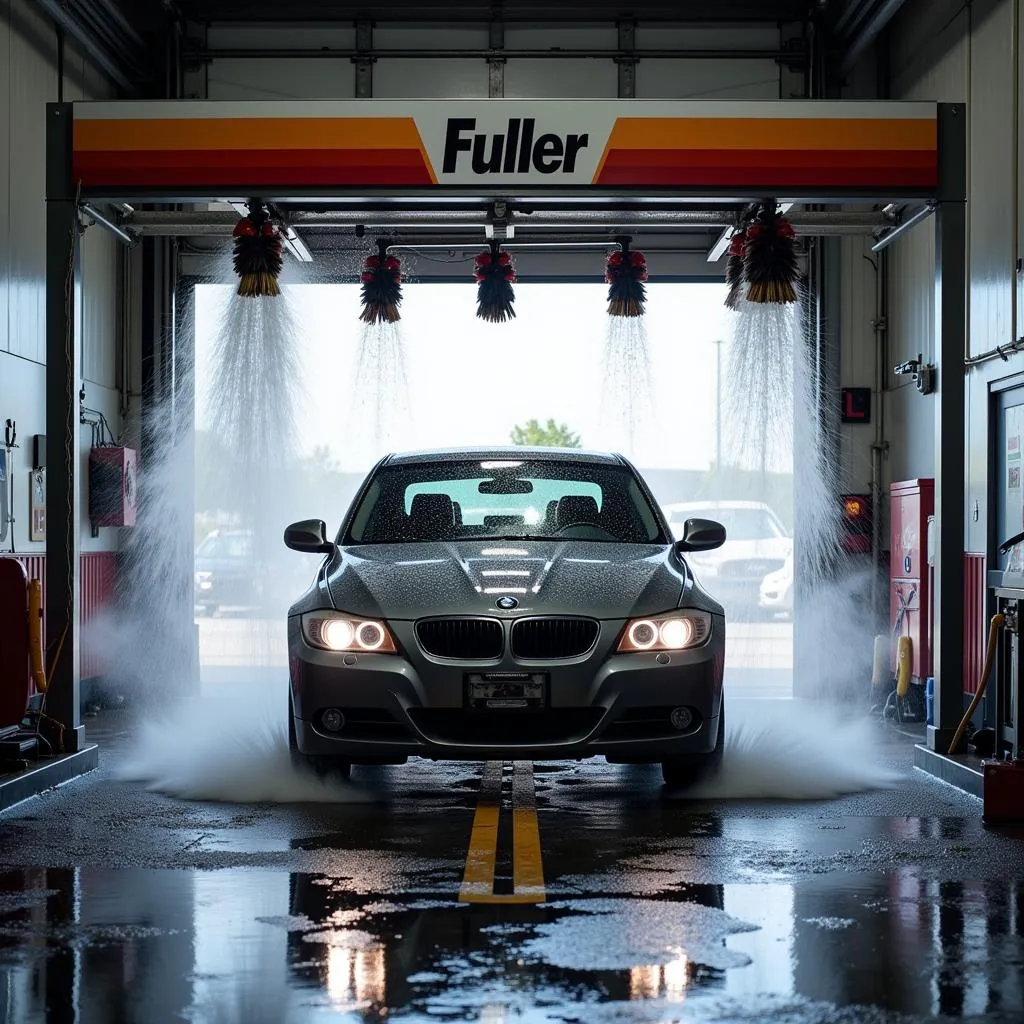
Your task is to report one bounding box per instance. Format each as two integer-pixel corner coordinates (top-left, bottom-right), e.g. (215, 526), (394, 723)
(288, 614), (725, 762)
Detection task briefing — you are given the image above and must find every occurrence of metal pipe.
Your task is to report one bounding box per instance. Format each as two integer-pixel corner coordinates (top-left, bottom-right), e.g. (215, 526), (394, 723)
(870, 203), (935, 252)
(36, 0), (137, 94)
(192, 46), (801, 62)
(840, 0), (908, 76)
(80, 203), (136, 245)
(127, 209), (888, 233)
(964, 337), (1024, 367)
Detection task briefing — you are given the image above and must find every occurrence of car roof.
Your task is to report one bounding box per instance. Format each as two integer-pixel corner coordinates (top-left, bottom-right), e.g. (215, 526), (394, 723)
(382, 446), (624, 466)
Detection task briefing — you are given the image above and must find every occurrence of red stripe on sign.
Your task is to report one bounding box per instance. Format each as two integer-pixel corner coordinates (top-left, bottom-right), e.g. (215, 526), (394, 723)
(73, 149), (435, 187)
(600, 148), (936, 170)
(74, 148), (431, 170)
(595, 161), (937, 188)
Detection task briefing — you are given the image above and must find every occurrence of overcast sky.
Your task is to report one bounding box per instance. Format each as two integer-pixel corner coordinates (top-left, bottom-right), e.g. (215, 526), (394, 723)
(195, 281), (738, 473)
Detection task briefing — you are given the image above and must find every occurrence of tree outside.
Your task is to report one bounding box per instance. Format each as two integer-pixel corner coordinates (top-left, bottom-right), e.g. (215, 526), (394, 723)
(510, 418), (582, 448)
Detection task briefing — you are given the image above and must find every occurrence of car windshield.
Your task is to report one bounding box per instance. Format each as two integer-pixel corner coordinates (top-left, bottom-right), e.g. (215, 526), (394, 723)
(344, 459), (667, 545)
(669, 507), (785, 541)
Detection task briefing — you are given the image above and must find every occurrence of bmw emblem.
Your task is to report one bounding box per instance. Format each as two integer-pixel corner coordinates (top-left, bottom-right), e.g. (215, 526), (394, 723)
(496, 596), (519, 610)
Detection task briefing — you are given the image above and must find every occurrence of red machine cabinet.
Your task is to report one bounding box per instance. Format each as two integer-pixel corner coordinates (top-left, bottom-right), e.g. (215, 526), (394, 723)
(88, 447), (138, 528)
(890, 478), (934, 684)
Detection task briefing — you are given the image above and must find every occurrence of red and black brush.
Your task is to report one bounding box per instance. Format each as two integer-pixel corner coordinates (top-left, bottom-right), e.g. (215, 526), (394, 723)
(474, 243), (516, 323)
(605, 239), (647, 317)
(231, 199), (283, 298)
(723, 229), (747, 309)
(743, 203), (799, 305)
(359, 240), (403, 325)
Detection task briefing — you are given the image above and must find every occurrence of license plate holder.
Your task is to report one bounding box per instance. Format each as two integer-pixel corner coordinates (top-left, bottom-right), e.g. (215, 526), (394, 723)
(466, 672), (547, 710)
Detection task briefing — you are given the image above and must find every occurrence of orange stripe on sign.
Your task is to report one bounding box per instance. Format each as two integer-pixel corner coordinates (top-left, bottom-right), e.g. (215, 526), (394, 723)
(75, 147), (431, 170)
(599, 148), (937, 170)
(604, 117), (937, 153)
(73, 116), (428, 153)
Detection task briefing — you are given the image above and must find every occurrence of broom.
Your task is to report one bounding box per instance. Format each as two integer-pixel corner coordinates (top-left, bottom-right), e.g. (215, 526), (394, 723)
(723, 229), (747, 309)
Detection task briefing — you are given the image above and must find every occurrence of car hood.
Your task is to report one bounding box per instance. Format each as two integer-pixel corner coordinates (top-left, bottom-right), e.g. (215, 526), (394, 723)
(324, 540), (686, 619)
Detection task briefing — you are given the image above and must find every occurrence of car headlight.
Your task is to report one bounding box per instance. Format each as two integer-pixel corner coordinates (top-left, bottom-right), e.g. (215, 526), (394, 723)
(617, 611), (712, 652)
(301, 612), (398, 653)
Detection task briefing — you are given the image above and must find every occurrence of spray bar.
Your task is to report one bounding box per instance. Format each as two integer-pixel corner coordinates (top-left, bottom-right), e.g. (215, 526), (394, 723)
(126, 209), (889, 236)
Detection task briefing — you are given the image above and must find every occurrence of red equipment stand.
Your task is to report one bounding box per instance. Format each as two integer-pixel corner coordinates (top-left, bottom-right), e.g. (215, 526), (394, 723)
(889, 479), (935, 686)
(0, 558), (30, 727)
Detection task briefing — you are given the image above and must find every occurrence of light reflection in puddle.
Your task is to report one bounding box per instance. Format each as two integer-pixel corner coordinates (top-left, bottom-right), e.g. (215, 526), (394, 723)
(325, 944), (387, 1012)
(629, 948), (689, 1003)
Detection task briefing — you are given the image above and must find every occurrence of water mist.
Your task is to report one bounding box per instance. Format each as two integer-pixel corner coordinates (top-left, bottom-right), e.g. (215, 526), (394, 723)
(108, 257), (360, 802)
(347, 321), (413, 464)
(715, 293), (889, 798)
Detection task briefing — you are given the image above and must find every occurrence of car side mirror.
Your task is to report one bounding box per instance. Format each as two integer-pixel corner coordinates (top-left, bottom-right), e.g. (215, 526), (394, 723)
(674, 517), (726, 552)
(284, 519), (334, 554)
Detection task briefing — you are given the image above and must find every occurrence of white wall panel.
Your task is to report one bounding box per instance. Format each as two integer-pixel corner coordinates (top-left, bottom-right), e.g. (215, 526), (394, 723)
(504, 59), (617, 98)
(639, 59), (778, 99)
(206, 58), (356, 100)
(206, 23), (356, 48)
(7, 7), (50, 366)
(374, 58), (488, 98)
(503, 25), (617, 50)
(0, 4), (121, 553)
(374, 25), (488, 49)
(0, 6), (10, 356)
(885, 0), (969, 487)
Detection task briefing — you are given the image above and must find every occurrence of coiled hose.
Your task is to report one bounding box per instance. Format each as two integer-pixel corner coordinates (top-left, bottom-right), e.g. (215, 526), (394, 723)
(947, 613), (1005, 755)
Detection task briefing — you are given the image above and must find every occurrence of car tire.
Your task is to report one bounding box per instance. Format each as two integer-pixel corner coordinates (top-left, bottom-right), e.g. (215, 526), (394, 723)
(288, 694), (352, 780)
(662, 705), (726, 790)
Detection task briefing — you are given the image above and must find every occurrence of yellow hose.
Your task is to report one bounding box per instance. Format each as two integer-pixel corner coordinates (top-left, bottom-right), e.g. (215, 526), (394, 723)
(947, 613), (1005, 755)
(895, 635), (913, 698)
(28, 579), (47, 693)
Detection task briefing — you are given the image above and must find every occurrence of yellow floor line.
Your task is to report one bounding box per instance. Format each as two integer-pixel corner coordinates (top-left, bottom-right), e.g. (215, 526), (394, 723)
(458, 760), (503, 902)
(458, 759), (546, 905)
(511, 760), (546, 903)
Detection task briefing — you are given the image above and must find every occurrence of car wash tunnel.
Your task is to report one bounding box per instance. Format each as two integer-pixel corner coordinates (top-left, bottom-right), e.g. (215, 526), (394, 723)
(3, 1), (1024, 1021)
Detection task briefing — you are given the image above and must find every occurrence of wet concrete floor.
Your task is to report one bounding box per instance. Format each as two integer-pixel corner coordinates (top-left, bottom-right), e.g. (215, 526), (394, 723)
(0, 707), (1023, 1023)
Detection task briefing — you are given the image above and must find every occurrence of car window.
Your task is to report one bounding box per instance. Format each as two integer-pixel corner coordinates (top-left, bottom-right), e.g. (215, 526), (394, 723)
(344, 460), (667, 545)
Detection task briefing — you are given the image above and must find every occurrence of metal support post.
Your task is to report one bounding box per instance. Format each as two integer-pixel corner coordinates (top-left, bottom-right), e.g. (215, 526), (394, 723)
(354, 20), (374, 98)
(44, 103), (84, 752)
(928, 103), (968, 752)
(616, 20), (637, 99)
(487, 18), (505, 98)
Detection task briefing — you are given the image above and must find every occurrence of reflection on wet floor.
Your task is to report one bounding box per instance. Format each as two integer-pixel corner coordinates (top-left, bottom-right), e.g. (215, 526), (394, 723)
(1, 863), (1024, 1022)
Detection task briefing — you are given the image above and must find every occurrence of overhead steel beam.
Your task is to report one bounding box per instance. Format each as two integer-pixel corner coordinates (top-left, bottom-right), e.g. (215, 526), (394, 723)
(189, 46), (802, 62)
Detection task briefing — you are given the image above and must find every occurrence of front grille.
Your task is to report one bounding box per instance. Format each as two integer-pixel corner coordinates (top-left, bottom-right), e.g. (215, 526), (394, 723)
(416, 617), (504, 660)
(511, 617), (599, 660)
(409, 708), (604, 746)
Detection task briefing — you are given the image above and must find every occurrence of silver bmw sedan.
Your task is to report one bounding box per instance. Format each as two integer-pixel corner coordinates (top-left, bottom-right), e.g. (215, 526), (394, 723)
(284, 447), (727, 788)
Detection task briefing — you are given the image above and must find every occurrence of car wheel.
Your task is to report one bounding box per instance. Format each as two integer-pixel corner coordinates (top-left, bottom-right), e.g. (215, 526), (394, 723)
(662, 705), (726, 790)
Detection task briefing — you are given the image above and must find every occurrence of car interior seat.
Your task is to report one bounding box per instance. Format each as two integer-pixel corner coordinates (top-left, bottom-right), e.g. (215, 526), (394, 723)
(407, 493), (456, 540)
(555, 495), (601, 528)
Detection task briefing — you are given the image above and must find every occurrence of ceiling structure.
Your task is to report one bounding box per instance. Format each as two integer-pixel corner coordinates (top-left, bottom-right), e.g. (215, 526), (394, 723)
(38, 1), (907, 99)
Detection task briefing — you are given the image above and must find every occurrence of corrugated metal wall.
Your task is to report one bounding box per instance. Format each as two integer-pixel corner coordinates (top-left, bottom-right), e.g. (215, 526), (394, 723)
(0, 552), (116, 681)
(0, 1), (122, 559)
(962, 553), (988, 694)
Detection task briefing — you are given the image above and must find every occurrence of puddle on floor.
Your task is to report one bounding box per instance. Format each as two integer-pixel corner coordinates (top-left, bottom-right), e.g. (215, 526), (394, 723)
(0, 868), (1021, 1022)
